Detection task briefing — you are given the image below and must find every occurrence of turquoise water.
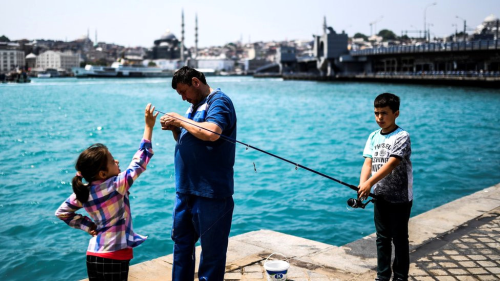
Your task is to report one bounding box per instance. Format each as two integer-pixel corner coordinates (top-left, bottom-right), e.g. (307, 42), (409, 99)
(1, 77), (499, 280)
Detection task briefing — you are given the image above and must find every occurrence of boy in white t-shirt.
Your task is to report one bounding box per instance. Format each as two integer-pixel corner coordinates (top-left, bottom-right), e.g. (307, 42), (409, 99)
(358, 93), (413, 281)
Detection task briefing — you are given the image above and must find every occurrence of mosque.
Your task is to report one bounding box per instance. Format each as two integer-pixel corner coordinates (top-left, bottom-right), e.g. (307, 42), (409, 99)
(147, 29), (190, 60)
(146, 11), (194, 61)
(472, 14), (499, 41)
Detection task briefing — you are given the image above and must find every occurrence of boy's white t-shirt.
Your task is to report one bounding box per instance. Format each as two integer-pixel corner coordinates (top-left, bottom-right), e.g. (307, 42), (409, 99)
(363, 126), (413, 203)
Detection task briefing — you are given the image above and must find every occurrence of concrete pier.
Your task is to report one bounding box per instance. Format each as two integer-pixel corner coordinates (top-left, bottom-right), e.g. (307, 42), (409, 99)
(82, 183), (500, 280)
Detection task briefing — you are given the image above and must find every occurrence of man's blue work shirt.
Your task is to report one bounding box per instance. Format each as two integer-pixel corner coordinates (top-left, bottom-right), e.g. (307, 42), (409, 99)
(174, 88), (237, 198)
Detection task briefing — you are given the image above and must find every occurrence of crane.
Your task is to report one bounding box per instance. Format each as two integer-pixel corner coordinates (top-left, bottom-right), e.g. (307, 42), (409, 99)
(370, 16), (384, 36)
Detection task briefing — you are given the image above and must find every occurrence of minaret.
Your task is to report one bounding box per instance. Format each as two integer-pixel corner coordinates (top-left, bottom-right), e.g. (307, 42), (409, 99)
(180, 10), (185, 63)
(323, 16), (327, 34)
(95, 30), (97, 44)
(195, 13), (198, 58)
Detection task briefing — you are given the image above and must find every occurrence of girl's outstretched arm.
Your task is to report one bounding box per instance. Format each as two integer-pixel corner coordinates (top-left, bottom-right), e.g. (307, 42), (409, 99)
(111, 104), (157, 195)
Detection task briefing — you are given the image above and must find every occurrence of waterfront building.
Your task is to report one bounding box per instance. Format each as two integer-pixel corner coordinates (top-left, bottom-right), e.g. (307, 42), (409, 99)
(86, 48), (111, 64)
(36, 50), (80, 72)
(245, 47), (256, 60)
(0, 45), (25, 74)
(196, 55), (235, 72)
(241, 43), (272, 73)
(276, 46), (297, 73)
(91, 42), (127, 63)
(313, 17), (349, 76)
(242, 58), (268, 74)
(14, 39), (34, 58)
(124, 47), (147, 60)
(25, 53), (37, 70)
(144, 59), (183, 71)
(350, 37), (373, 51)
(263, 41), (278, 62)
(276, 46), (296, 62)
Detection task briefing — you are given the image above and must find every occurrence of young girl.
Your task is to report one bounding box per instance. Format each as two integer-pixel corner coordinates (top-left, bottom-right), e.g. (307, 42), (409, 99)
(55, 103), (159, 281)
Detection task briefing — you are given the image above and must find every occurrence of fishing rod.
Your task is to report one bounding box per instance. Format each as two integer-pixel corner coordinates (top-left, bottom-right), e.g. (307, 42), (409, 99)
(156, 110), (378, 208)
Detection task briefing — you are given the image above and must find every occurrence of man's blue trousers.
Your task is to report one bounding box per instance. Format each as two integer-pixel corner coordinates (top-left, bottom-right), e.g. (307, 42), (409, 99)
(171, 192), (234, 281)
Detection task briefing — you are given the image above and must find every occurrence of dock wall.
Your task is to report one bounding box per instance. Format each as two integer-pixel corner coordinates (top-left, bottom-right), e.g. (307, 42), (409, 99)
(81, 183), (500, 280)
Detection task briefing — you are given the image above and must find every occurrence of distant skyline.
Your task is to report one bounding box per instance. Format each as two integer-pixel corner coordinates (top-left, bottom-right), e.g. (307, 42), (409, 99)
(2, 0), (498, 48)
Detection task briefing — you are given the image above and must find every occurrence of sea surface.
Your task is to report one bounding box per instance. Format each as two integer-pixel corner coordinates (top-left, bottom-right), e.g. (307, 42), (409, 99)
(1, 77), (499, 280)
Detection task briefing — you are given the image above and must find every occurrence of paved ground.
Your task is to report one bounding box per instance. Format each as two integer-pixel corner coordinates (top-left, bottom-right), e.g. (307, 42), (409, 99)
(221, 206), (500, 281)
(409, 207), (500, 281)
(80, 183), (500, 281)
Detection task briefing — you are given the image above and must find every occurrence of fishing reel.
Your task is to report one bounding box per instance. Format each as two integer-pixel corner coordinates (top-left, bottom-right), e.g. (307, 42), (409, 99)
(346, 197), (375, 209)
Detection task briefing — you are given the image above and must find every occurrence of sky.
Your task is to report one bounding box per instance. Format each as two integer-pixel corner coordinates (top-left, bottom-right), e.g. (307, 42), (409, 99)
(2, 0), (498, 48)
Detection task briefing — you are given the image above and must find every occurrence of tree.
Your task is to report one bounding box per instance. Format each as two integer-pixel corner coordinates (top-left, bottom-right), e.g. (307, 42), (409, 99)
(353, 33), (368, 41)
(96, 58), (108, 66)
(377, 29), (397, 41)
(148, 61), (157, 67)
(398, 35), (410, 41)
(0, 35), (10, 42)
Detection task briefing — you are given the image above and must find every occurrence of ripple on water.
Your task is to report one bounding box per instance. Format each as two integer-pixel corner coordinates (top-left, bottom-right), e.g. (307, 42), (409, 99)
(1, 77), (500, 280)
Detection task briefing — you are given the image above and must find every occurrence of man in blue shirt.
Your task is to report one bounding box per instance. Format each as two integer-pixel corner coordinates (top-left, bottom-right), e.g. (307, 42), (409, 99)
(160, 66), (237, 280)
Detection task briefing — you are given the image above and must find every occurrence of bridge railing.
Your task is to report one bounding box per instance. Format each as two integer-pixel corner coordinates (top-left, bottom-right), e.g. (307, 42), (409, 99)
(350, 40), (500, 56)
(357, 70), (500, 78)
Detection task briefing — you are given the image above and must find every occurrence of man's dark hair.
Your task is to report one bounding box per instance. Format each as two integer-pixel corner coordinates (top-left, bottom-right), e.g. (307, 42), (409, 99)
(374, 93), (400, 113)
(171, 66), (207, 89)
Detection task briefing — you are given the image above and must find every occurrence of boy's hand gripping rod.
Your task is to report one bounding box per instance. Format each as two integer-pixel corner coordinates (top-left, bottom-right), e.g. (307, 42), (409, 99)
(156, 110), (378, 199)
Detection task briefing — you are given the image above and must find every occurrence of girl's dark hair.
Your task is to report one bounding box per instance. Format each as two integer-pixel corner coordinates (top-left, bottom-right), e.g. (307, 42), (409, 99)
(72, 143), (109, 203)
(374, 92), (400, 113)
(171, 66), (207, 89)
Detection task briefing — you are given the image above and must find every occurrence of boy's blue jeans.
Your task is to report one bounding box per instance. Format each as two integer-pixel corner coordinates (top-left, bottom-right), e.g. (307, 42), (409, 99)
(374, 199), (412, 281)
(171, 192), (234, 281)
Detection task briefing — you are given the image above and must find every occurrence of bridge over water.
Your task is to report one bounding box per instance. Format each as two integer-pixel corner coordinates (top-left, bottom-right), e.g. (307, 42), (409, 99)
(346, 40), (500, 75)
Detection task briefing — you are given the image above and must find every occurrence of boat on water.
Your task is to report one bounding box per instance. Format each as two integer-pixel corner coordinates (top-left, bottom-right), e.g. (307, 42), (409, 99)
(72, 62), (173, 78)
(1, 71), (31, 83)
(37, 72), (51, 78)
(35, 68), (60, 78)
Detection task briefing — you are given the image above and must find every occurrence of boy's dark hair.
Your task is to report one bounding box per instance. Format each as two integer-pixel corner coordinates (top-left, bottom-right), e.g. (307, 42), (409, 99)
(171, 66), (207, 89)
(374, 93), (400, 113)
(72, 143), (109, 203)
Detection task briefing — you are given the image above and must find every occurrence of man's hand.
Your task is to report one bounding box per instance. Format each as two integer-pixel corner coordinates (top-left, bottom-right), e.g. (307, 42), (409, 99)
(161, 123), (177, 131)
(160, 113), (182, 130)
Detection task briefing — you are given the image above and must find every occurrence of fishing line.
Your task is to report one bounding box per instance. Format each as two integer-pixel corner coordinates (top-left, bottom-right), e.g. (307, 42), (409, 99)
(155, 109), (377, 199)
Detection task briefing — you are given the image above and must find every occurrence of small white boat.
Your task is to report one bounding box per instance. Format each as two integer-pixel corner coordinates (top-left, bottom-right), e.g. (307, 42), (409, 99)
(72, 62), (173, 78)
(37, 73), (51, 78)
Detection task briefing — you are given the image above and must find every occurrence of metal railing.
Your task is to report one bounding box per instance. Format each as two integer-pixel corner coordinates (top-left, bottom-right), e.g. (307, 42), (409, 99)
(356, 70), (500, 78)
(350, 40), (500, 56)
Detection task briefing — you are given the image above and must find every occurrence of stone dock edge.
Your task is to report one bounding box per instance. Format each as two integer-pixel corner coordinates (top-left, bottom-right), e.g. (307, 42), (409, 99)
(81, 183), (500, 280)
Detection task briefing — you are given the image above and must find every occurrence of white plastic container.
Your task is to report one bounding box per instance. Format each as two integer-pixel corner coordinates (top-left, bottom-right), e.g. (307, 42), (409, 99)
(263, 253), (290, 281)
